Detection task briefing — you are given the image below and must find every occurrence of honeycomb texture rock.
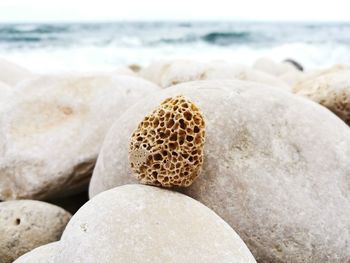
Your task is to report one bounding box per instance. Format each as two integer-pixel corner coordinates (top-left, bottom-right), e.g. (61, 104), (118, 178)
(129, 95), (206, 187)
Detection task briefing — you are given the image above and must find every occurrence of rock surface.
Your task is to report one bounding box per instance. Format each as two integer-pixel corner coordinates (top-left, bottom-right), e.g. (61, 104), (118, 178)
(140, 59), (289, 90)
(0, 58), (33, 86)
(56, 184), (256, 263)
(0, 81), (14, 111)
(253, 57), (300, 76)
(129, 95), (206, 187)
(253, 58), (305, 86)
(13, 242), (59, 263)
(0, 201), (71, 263)
(89, 80), (350, 262)
(293, 68), (350, 125)
(0, 74), (159, 200)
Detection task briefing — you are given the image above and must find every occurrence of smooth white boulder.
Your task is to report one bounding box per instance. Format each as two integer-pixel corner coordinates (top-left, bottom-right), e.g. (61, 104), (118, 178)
(253, 58), (305, 86)
(0, 81), (13, 110)
(140, 59), (289, 90)
(0, 74), (160, 200)
(0, 58), (33, 86)
(253, 57), (300, 76)
(0, 201), (70, 263)
(13, 242), (59, 263)
(56, 184), (256, 263)
(89, 80), (350, 262)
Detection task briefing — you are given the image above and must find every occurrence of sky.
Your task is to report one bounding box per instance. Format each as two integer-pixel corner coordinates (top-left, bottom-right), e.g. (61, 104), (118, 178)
(0, 0), (349, 23)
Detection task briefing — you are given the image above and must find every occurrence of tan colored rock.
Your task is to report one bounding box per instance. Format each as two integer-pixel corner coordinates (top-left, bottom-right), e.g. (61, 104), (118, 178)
(140, 59), (289, 90)
(56, 184), (256, 263)
(129, 95), (206, 187)
(13, 242), (59, 263)
(89, 80), (350, 262)
(0, 58), (33, 86)
(0, 74), (160, 200)
(302, 64), (350, 81)
(293, 68), (350, 125)
(0, 201), (70, 263)
(128, 63), (142, 73)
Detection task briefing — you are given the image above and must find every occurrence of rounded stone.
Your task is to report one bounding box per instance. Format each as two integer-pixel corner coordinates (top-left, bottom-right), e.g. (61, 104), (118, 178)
(0, 74), (160, 200)
(140, 59), (289, 90)
(0, 58), (33, 86)
(293, 68), (350, 125)
(0, 201), (71, 263)
(89, 80), (350, 262)
(0, 81), (14, 110)
(56, 184), (256, 263)
(253, 57), (300, 76)
(129, 95), (206, 187)
(13, 242), (59, 263)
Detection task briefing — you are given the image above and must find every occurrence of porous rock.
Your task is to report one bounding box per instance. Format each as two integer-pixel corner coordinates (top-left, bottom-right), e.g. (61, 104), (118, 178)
(140, 59), (289, 90)
(56, 184), (256, 263)
(293, 68), (350, 125)
(89, 80), (350, 262)
(0, 58), (33, 86)
(13, 242), (59, 263)
(0, 74), (159, 200)
(0, 201), (71, 263)
(129, 95), (206, 187)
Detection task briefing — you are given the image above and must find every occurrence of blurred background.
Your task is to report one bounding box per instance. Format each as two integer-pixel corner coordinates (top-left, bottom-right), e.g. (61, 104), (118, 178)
(0, 0), (349, 72)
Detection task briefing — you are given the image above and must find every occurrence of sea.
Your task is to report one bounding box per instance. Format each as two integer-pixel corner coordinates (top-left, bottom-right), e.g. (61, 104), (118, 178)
(0, 21), (349, 73)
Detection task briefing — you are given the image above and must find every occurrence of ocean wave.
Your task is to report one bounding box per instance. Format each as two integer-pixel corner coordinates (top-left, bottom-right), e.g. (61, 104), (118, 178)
(0, 36), (42, 42)
(0, 24), (67, 34)
(153, 31), (253, 46)
(0, 22), (350, 72)
(201, 31), (252, 45)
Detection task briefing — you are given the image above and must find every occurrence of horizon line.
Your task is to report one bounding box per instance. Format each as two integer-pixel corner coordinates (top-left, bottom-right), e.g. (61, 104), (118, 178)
(0, 19), (350, 24)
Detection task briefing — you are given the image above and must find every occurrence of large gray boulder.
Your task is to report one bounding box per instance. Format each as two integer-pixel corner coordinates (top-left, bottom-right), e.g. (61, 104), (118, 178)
(0, 201), (70, 263)
(56, 184), (256, 263)
(0, 74), (159, 200)
(89, 80), (350, 262)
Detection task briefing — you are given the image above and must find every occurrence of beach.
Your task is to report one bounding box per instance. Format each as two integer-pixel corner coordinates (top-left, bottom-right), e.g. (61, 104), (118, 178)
(1, 21), (350, 72)
(1, 20), (350, 263)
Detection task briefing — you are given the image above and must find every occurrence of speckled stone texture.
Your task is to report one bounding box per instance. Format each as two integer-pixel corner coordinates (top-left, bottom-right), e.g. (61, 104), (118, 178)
(13, 242), (59, 263)
(56, 184), (256, 263)
(293, 68), (350, 125)
(0, 201), (71, 263)
(0, 74), (160, 200)
(89, 80), (350, 262)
